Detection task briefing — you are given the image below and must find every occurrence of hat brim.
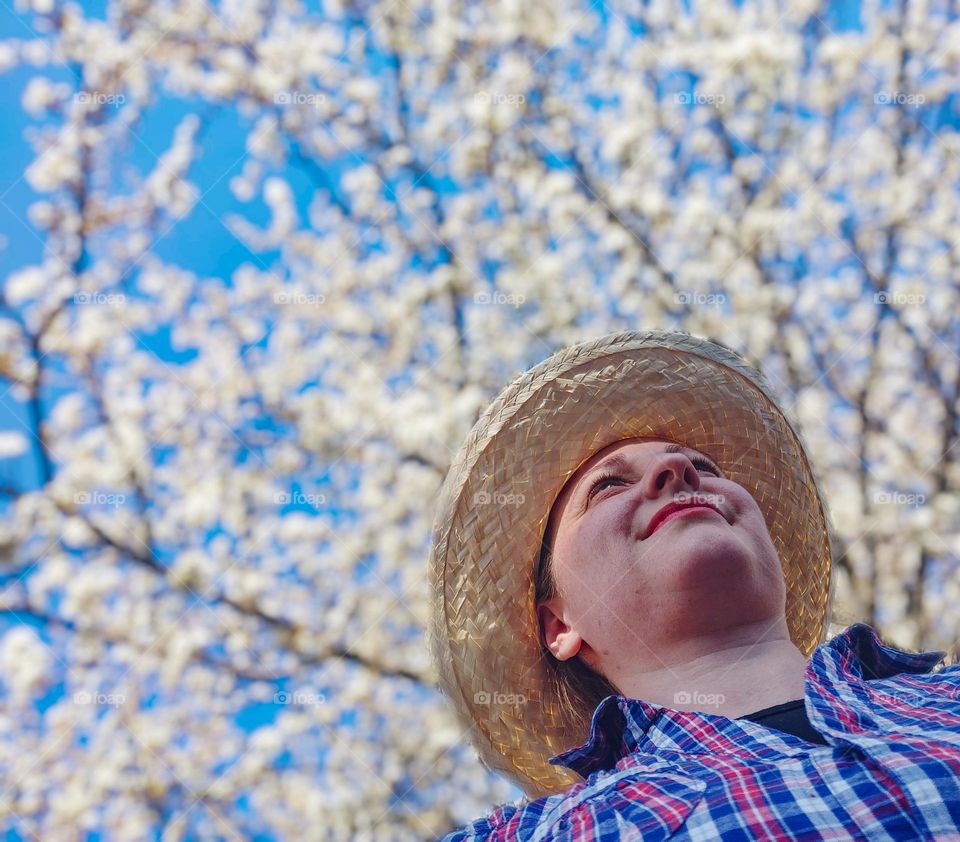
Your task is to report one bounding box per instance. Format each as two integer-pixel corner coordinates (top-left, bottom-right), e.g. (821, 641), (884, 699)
(429, 330), (836, 798)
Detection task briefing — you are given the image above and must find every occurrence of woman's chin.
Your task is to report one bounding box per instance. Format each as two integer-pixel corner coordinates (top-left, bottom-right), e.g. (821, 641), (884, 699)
(668, 534), (761, 583)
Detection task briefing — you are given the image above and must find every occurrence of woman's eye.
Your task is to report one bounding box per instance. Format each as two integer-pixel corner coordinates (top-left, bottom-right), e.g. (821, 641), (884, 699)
(691, 456), (721, 476)
(586, 474), (626, 501)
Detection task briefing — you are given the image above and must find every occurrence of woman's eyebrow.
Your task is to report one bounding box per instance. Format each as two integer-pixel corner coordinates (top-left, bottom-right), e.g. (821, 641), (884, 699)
(580, 452), (633, 487)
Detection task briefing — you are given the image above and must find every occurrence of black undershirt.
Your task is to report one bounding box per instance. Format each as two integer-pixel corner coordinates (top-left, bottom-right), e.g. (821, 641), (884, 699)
(736, 698), (830, 746)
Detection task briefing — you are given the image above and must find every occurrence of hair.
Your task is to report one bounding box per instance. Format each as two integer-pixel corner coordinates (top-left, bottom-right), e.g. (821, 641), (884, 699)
(533, 533), (623, 737)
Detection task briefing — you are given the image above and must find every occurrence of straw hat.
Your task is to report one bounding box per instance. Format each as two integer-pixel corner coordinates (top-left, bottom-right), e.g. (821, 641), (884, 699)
(428, 329), (836, 799)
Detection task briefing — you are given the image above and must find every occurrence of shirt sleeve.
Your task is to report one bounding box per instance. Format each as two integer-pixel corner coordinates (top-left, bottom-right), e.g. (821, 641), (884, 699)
(438, 802), (524, 841)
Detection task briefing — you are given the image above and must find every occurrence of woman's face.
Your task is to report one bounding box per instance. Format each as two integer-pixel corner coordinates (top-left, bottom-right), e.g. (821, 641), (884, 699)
(537, 437), (788, 685)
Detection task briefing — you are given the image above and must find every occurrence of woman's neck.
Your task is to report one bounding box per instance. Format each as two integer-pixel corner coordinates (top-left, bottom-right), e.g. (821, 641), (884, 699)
(617, 635), (810, 719)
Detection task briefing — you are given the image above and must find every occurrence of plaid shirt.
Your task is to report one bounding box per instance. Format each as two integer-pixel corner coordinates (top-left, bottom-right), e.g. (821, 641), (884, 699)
(441, 622), (960, 841)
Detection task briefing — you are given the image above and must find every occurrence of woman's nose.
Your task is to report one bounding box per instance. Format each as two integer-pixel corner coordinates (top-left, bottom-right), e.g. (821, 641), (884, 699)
(643, 453), (700, 499)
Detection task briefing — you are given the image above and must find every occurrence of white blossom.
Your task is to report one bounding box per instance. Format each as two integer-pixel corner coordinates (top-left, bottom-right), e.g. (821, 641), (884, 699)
(0, 431), (29, 458)
(0, 627), (53, 704)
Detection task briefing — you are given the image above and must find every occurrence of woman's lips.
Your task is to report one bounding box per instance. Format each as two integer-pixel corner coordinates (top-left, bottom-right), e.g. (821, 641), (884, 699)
(649, 505), (723, 536)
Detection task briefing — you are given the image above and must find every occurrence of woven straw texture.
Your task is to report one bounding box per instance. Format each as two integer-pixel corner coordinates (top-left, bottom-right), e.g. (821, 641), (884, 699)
(429, 329), (836, 799)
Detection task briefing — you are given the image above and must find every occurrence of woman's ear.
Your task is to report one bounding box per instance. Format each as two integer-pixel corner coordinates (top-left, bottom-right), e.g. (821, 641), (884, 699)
(537, 598), (584, 661)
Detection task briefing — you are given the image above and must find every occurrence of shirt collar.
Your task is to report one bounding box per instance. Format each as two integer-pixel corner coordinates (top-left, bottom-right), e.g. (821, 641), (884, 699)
(812, 621), (945, 680)
(547, 622), (946, 778)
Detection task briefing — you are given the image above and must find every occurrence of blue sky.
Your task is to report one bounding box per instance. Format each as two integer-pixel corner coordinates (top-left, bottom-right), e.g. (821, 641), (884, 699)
(0, 7), (452, 836)
(0, 17), (272, 490)
(0, 0), (871, 497)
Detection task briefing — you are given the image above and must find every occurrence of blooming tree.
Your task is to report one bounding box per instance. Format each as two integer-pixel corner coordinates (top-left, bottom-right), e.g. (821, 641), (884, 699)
(1, 0), (960, 837)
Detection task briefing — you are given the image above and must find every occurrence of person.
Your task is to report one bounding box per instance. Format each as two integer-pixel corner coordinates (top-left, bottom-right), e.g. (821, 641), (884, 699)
(428, 329), (960, 840)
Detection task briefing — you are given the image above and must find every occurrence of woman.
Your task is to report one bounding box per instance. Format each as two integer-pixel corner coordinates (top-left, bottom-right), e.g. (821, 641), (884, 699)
(430, 330), (960, 840)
